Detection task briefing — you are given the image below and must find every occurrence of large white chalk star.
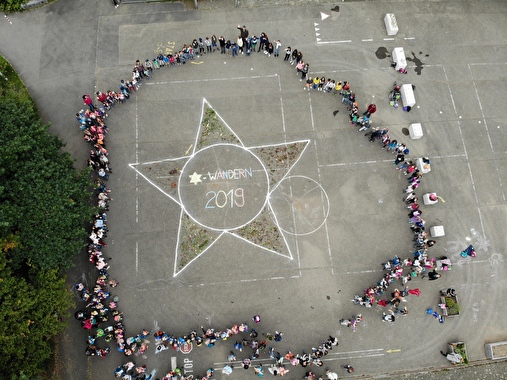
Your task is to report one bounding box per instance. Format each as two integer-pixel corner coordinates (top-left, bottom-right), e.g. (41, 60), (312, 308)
(130, 99), (311, 276)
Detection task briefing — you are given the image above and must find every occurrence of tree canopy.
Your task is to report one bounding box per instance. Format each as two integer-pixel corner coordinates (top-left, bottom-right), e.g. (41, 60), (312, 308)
(0, 0), (28, 12)
(0, 99), (93, 270)
(0, 254), (73, 377)
(0, 55), (93, 378)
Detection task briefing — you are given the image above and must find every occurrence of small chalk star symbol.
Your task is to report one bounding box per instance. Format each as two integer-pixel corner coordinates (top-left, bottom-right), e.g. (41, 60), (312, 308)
(189, 172), (202, 185)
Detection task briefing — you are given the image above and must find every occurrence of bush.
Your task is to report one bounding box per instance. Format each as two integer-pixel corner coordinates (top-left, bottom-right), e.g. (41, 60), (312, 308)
(0, 0), (28, 12)
(445, 296), (461, 315)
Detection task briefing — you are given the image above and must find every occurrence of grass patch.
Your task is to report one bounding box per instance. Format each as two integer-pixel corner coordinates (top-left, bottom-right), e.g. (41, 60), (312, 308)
(0, 55), (34, 105)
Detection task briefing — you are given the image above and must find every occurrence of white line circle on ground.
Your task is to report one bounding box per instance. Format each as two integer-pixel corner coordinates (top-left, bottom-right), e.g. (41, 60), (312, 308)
(269, 175), (330, 236)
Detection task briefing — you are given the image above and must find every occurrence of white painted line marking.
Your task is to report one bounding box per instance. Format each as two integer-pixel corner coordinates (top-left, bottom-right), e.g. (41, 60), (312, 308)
(329, 348), (384, 354)
(383, 37), (395, 41)
(323, 159), (393, 167)
(404, 37), (416, 40)
(171, 357), (177, 370)
(321, 154), (467, 168)
(339, 269), (384, 275)
(317, 40), (352, 44)
(443, 65), (486, 235)
(135, 241), (139, 276)
(468, 62), (507, 66)
(135, 96), (139, 224)
(322, 353), (385, 360)
(135, 196), (139, 223)
(307, 94), (333, 275)
(277, 74), (287, 137)
(145, 74), (278, 86)
(362, 38), (373, 42)
(214, 348), (384, 366)
(466, 66), (505, 202)
(188, 275), (302, 287)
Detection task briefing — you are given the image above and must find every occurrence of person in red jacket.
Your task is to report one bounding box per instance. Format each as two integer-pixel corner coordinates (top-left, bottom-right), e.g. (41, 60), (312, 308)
(96, 91), (107, 104)
(83, 94), (94, 110)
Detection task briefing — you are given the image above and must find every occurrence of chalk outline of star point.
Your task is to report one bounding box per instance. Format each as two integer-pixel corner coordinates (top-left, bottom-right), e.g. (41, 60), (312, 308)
(130, 98), (311, 277)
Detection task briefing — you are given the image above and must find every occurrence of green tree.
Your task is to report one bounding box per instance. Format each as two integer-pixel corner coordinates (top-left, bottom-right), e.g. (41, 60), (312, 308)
(0, 55), (92, 378)
(0, 98), (94, 270)
(0, 0), (28, 12)
(0, 254), (74, 377)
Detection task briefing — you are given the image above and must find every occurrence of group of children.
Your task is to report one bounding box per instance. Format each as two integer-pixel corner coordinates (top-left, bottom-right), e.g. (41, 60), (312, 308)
(73, 24), (446, 379)
(328, 80), (452, 327)
(75, 59), (146, 366)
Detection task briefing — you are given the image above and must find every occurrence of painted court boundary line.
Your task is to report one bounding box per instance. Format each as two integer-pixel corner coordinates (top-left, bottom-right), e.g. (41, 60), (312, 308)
(320, 154), (467, 168)
(467, 62), (506, 202)
(123, 275), (301, 292)
(145, 74), (278, 86)
(317, 38), (415, 45)
(307, 93), (335, 275)
(213, 348), (385, 366)
(442, 65), (485, 237)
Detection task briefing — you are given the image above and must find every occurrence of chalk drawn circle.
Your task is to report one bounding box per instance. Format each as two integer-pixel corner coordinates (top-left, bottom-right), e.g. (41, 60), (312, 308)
(269, 175), (330, 236)
(179, 144), (269, 231)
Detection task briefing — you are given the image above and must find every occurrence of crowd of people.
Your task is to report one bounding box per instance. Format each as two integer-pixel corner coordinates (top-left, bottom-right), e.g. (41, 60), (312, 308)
(334, 85), (453, 325)
(72, 23), (448, 379)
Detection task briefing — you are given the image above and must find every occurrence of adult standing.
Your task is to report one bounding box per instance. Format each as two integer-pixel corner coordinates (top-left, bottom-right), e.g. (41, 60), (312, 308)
(284, 46), (292, 61)
(83, 94), (94, 110)
(96, 91), (107, 104)
(266, 42), (274, 57)
(296, 50), (303, 65)
(237, 25), (249, 51)
(236, 35), (244, 54)
(301, 63), (309, 81)
(274, 40), (282, 57)
(219, 36), (226, 54)
(211, 34), (218, 52)
(258, 33), (268, 52)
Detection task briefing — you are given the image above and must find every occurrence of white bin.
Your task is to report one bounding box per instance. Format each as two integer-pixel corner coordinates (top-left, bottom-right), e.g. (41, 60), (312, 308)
(400, 84), (416, 108)
(392, 47), (407, 70)
(384, 14), (399, 36)
(409, 123), (423, 139)
(416, 157), (431, 174)
(430, 225), (445, 237)
(423, 193), (438, 205)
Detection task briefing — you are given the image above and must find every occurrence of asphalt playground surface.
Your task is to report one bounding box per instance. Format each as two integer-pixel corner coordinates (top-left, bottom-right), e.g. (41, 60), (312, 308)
(0, 0), (506, 379)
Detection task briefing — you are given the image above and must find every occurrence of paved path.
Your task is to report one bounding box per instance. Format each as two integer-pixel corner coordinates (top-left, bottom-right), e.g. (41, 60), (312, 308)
(0, 1), (505, 379)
